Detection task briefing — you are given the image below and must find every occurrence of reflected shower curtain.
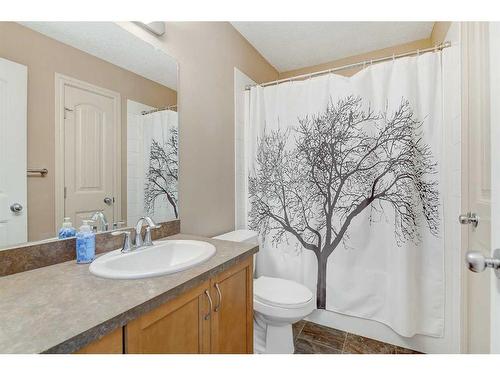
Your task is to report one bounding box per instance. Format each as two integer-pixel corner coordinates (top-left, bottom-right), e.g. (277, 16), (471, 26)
(247, 52), (445, 337)
(140, 110), (178, 222)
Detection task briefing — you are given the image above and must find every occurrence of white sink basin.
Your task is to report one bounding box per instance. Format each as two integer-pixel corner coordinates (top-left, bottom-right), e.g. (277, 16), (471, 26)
(89, 240), (216, 279)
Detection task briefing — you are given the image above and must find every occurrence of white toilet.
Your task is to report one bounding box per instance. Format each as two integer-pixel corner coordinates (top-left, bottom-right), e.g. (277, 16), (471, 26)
(213, 230), (315, 354)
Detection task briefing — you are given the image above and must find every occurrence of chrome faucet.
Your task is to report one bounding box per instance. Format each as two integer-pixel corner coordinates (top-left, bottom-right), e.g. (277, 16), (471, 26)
(111, 216), (161, 253)
(135, 216), (161, 248)
(90, 211), (109, 232)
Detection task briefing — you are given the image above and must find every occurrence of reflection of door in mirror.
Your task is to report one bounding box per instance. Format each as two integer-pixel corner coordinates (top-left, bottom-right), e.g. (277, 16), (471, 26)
(57, 75), (121, 230)
(0, 58), (27, 248)
(0, 22), (178, 248)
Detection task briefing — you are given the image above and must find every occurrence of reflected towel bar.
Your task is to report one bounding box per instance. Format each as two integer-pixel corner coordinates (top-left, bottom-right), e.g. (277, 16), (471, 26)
(27, 168), (48, 177)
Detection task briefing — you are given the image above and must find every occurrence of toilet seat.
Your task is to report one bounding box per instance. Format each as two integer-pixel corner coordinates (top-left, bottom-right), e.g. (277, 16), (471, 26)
(254, 276), (313, 309)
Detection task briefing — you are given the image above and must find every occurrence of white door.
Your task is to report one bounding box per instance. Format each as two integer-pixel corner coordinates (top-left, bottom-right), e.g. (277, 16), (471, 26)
(463, 22), (492, 353)
(63, 83), (118, 229)
(489, 21), (500, 353)
(0, 58), (27, 247)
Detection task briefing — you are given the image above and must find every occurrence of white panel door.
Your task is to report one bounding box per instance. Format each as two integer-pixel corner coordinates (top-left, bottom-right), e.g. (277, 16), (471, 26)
(0, 58), (27, 248)
(489, 21), (500, 353)
(64, 84), (116, 228)
(465, 22), (492, 353)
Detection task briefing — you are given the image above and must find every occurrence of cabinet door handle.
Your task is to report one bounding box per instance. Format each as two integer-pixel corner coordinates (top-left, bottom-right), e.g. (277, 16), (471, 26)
(214, 283), (222, 312)
(204, 290), (213, 320)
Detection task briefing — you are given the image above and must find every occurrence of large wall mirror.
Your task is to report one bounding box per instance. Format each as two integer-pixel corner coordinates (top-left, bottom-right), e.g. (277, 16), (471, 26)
(0, 22), (179, 250)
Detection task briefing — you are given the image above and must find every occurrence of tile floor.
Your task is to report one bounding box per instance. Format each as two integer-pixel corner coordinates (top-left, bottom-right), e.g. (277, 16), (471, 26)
(293, 320), (421, 354)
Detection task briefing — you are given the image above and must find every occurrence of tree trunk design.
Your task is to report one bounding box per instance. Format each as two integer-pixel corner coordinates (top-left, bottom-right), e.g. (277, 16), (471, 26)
(248, 96), (440, 309)
(144, 127), (179, 218)
(317, 254), (328, 309)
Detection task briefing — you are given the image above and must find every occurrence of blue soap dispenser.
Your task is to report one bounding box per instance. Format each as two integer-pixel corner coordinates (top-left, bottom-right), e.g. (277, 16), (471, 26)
(76, 220), (96, 264)
(58, 217), (76, 239)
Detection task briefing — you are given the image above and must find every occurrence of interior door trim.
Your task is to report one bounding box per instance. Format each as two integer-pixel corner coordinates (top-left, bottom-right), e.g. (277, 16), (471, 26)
(54, 73), (121, 232)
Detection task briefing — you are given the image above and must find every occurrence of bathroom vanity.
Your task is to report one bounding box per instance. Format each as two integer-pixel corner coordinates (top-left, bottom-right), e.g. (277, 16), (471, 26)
(0, 234), (257, 354)
(80, 255), (253, 354)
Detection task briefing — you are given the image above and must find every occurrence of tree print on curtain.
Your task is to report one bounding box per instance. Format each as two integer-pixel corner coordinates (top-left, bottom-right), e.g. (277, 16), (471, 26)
(248, 95), (440, 309)
(144, 127), (179, 218)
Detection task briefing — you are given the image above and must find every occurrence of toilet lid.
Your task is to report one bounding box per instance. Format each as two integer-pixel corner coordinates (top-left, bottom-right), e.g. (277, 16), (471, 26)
(254, 276), (313, 309)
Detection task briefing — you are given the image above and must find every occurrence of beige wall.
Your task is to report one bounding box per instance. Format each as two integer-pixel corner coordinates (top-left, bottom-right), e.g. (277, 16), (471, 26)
(431, 21), (452, 45)
(123, 22), (279, 237)
(279, 22), (451, 79)
(279, 38), (433, 78)
(0, 22), (177, 241)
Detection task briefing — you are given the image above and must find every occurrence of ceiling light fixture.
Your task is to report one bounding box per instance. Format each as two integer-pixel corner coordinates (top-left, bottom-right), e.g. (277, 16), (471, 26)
(133, 21), (165, 37)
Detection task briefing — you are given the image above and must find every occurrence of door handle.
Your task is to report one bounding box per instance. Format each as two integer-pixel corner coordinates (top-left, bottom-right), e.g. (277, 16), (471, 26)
(10, 203), (23, 213)
(214, 283), (222, 312)
(204, 290), (213, 320)
(104, 197), (113, 206)
(466, 249), (500, 278)
(459, 212), (479, 227)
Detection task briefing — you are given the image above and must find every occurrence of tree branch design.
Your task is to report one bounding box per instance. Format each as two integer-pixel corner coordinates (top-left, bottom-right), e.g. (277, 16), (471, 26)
(248, 96), (440, 309)
(144, 127), (179, 218)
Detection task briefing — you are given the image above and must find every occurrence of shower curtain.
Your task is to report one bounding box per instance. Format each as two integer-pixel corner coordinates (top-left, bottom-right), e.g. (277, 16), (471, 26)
(246, 52), (445, 337)
(136, 109), (178, 223)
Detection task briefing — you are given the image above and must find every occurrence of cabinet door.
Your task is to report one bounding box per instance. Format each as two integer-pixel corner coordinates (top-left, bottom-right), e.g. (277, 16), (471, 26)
(210, 257), (253, 354)
(75, 328), (123, 354)
(125, 280), (211, 353)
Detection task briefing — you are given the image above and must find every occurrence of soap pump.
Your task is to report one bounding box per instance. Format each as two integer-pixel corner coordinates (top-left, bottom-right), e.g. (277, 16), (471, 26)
(76, 220), (96, 264)
(58, 217), (76, 239)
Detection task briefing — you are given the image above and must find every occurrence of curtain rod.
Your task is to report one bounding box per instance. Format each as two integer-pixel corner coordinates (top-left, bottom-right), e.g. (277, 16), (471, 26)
(141, 104), (177, 115)
(245, 41), (452, 90)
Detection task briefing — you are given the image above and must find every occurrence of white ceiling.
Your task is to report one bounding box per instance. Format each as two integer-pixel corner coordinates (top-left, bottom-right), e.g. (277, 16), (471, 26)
(19, 22), (178, 90)
(231, 22), (435, 72)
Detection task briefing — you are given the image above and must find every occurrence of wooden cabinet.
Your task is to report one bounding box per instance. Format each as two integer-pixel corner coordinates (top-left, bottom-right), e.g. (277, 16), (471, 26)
(210, 257), (253, 353)
(124, 256), (253, 354)
(125, 280), (211, 353)
(75, 328), (123, 354)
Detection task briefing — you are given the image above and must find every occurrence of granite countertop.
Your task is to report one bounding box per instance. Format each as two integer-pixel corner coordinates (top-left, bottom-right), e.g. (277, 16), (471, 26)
(0, 233), (258, 354)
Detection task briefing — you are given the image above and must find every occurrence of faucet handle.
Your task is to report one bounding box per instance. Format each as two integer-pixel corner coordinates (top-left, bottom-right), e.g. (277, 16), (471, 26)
(144, 224), (162, 246)
(112, 230), (134, 253)
(86, 219), (97, 232)
(144, 227), (154, 246)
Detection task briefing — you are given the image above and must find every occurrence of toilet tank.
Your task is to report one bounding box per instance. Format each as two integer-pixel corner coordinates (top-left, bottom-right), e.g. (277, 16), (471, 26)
(212, 230), (258, 273)
(212, 229), (258, 244)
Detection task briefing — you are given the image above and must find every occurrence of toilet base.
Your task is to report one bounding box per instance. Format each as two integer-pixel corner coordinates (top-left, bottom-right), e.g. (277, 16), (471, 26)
(254, 313), (295, 354)
(265, 324), (294, 354)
